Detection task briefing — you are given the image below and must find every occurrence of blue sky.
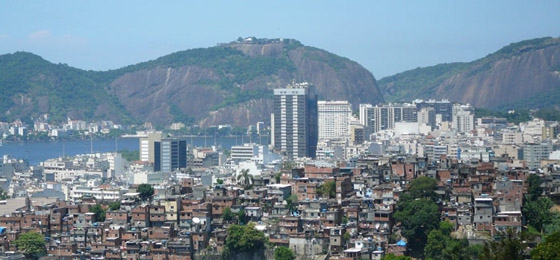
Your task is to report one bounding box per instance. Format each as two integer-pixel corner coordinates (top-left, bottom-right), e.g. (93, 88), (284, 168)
(1, 1), (558, 78)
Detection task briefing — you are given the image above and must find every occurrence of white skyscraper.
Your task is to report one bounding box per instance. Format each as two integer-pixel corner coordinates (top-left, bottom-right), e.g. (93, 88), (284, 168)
(318, 101), (352, 140)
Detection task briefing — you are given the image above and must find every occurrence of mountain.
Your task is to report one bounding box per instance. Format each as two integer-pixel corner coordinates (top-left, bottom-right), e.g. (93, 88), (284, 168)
(379, 37), (560, 110)
(0, 38), (383, 126)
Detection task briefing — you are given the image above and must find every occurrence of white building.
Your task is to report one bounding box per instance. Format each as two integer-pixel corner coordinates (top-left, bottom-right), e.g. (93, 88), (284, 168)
(452, 104), (474, 133)
(318, 101), (352, 140)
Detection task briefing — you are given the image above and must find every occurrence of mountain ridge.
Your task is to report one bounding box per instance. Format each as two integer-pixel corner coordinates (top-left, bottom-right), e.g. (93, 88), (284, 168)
(379, 36), (560, 109)
(0, 38), (383, 126)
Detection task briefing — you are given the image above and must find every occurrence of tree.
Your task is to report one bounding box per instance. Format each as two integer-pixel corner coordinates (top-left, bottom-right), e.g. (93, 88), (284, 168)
(13, 232), (46, 259)
(274, 246), (296, 260)
(90, 204), (106, 222)
(481, 228), (524, 260)
(0, 187), (8, 200)
(381, 254), (412, 260)
(531, 231), (560, 260)
(222, 207), (234, 222)
(275, 173), (281, 183)
(237, 209), (247, 225)
(317, 180), (336, 199)
(223, 223), (266, 258)
(526, 174), (543, 201)
(237, 169), (254, 190)
(523, 197), (553, 232)
(137, 184), (154, 201)
(286, 194), (298, 213)
(216, 178), (224, 185)
(408, 176), (438, 201)
(108, 201), (121, 211)
(394, 198), (440, 256)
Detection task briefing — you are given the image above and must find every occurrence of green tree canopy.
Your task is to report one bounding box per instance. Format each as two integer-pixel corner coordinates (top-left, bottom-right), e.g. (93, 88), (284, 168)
(13, 232), (46, 259)
(531, 231), (560, 260)
(222, 207), (234, 222)
(237, 209), (247, 225)
(394, 198), (440, 256)
(408, 176), (438, 201)
(137, 183), (154, 201)
(526, 174), (543, 201)
(317, 180), (336, 199)
(223, 223), (266, 258)
(381, 254), (412, 260)
(481, 228), (524, 260)
(523, 197), (553, 232)
(89, 204), (106, 222)
(274, 246), (296, 260)
(108, 201), (121, 211)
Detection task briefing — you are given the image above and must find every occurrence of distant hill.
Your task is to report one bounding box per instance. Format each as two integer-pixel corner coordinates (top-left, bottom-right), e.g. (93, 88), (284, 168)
(0, 38), (384, 126)
(379, 37), (560, 110)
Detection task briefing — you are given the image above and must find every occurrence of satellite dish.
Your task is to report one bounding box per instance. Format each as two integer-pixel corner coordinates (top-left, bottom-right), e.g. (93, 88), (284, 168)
(193, 217), (201, 224)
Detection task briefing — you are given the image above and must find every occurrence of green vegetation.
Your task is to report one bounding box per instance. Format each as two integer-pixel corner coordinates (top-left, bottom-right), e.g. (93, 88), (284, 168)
(274, 246), (296, 260)
(89, 204), (106, 222)
(222, 207), (234, 222)
(317, 180), (336, 199)
(474, 108), (531, 124)
(13, 232), (46, 260)
(394, 177), (441, 257)
(137, 184), (155, 201)
(378, 62), (468, 102)
(381, 254), (412, 260)
(286, 194), (298, 213)
(424, 221), (482, 260)
(222, 223), (266, 259)
(237, 209), (247, 225)
(108, 201), (121, 211)
(0, 52), (130, 123)
(523, 174), (556, 233)
(119, 149), (139, 162)
(531, 231), (560, 260)
(237, 169), (254, 190)
(0, 187), (8, 200)
(481, 228), (525, 260)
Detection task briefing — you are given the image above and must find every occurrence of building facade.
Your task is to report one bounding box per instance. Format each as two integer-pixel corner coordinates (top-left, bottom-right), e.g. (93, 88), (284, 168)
(272, 82), (318, 159)
(318, 101), (352, 140)
(154, 138), (187, 172)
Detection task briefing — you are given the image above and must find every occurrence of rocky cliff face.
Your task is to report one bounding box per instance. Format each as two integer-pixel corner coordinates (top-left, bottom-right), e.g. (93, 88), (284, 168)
(108, 40), (383, 126)
(379, 37), (560, 109)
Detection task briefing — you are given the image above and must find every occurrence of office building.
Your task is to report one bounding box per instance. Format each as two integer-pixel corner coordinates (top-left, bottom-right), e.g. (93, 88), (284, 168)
(139, 132), (163, 163)
(272, 82), (318, 159)
(318, 100), (352, 140)
(359, 103), (417, 133)
(414, 99), (453, 122)
(154, 138), (187, 172)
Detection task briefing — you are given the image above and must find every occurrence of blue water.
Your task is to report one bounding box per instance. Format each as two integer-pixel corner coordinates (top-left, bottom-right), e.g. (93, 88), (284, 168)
(0, 135), (269, 166)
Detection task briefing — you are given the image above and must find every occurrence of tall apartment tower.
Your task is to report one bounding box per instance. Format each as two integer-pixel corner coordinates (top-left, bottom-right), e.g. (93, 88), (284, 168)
(272, 82), (318, 159)
(154, 138), (188, 172)
(318, 100), (352, 140)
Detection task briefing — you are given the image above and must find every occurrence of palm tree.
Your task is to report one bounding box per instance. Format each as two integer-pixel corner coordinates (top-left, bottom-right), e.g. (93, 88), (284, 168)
(237, 169), (253, 190)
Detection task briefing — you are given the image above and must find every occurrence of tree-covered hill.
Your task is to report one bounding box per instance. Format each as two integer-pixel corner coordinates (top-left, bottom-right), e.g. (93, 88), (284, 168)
(379, 36), (560, 110)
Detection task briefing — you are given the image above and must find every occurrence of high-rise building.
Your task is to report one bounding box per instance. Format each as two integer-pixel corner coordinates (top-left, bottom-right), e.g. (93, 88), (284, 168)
(272, 82), (318, 159)
(359, 103), (417, 133)
(414, 99), (453, 122)
(154, 138), (187, 172)
(318, 101), (352, 140)
(139, 132), (163, 163)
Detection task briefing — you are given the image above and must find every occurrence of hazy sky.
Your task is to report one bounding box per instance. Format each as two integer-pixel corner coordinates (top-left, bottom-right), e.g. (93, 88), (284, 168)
(1, 1), (558, 78)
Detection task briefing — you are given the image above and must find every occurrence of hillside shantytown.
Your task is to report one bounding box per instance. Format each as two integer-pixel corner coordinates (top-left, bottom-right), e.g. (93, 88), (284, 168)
(1, 82), (560, 260)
